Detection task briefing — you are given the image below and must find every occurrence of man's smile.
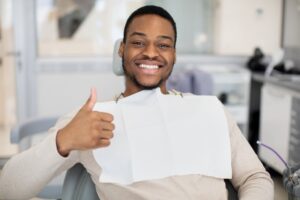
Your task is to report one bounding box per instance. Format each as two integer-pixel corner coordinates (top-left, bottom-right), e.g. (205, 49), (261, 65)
(134, 60), (164, 75)
(139, 64), (159, 69)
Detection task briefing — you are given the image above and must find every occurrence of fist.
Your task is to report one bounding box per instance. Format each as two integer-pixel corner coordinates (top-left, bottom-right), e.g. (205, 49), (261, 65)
(56, 88), (115, 156)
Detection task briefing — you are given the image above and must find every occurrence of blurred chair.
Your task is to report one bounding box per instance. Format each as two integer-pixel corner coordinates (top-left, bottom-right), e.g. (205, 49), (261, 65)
(225, 179), (238, 200)
(62, 163), (237, 200)
(62, 163), (99, 200)
(10, 116), (65, 199)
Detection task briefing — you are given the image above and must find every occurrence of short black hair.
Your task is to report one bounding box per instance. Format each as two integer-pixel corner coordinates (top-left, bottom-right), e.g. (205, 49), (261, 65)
(123, 5), (177, 47)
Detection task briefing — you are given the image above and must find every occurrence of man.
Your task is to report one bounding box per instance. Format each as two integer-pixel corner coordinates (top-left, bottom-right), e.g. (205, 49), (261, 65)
(0, 5), (273, 200)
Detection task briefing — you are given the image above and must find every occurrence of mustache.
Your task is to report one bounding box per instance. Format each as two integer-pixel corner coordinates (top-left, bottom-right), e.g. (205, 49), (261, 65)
(134, 55), (167, 65)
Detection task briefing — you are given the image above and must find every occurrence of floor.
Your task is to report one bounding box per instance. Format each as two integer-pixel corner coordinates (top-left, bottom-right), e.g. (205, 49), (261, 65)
(0, 126), (290, 200)
(272, 170), (289, 200)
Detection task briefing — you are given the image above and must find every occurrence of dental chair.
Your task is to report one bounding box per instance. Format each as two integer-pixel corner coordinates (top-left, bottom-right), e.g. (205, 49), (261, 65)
(62, 163), (99, 200)
(62, 163), (237, 200)
(61, 39), (238, 200)
(10, 116), (65, 199)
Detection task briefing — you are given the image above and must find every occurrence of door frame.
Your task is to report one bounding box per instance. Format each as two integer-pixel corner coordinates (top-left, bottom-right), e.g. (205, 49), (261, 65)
(13, 0), (38, 123)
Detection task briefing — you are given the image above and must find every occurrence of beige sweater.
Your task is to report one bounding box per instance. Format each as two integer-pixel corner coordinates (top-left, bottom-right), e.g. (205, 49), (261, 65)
(0, 108), (274, 200)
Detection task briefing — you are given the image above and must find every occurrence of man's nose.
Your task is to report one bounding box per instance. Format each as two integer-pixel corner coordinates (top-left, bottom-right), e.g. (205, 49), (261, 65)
(143, 43), (159, 59)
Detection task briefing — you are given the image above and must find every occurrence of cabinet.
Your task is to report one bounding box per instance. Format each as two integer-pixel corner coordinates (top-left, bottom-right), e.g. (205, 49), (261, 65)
(259, 83), (300, 173)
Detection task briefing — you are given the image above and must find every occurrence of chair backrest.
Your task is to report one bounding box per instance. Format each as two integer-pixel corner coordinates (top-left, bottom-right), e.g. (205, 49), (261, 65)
(225, 179), (238, 200)
(62, 163), (99, 200)
(10, 116), (58, 144)
(112, 38), (124, 76)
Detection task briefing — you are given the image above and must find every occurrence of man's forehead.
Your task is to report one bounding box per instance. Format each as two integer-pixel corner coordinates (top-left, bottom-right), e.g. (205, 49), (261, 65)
(126, 14), (175, 39)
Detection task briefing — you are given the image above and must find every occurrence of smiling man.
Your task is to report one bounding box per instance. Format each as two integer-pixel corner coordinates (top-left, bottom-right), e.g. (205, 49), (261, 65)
(0, 5), (274, 200)
(120, 11), (176, 95)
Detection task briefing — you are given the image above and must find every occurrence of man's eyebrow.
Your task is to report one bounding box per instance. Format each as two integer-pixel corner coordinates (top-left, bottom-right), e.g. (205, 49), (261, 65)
(129, 32), (174, 42)
(158, 35), (174, 42)
(129, 32), (146, 37)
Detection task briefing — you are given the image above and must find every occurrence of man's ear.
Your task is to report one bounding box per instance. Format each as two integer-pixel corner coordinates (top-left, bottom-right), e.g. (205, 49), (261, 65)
(118, 41), (124, 57)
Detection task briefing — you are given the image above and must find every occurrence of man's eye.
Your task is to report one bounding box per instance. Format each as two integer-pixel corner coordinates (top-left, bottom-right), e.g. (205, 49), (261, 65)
(158, 44), (171, 49)
(131, 41), (145, 47)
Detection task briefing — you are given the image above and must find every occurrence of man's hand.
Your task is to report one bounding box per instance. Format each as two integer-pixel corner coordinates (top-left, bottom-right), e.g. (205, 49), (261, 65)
(56, 88), (115, 157)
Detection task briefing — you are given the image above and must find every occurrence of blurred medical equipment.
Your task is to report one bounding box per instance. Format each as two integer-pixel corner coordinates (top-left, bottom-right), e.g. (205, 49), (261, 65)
(10, 116), (63, 199)
(258, 141), (300, 200)
(264, 48), (285, 77)
(283, 165), (300, 200)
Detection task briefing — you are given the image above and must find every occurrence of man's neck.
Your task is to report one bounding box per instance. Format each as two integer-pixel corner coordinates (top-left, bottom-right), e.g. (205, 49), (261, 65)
(123, 86), (168, 97)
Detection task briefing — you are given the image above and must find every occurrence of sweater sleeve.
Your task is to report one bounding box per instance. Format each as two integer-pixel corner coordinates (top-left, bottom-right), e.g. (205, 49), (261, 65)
(0, 111), (79, 200)
(225, 109), (274, 200)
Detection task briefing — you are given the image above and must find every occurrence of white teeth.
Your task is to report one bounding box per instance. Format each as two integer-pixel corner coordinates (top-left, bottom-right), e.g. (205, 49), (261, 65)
(139, 64), (159, 69)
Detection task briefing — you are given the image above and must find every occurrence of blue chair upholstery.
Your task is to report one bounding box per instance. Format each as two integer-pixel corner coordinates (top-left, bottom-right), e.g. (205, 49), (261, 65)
(62, 163), (99, 200)
(10, 117), (58, 151)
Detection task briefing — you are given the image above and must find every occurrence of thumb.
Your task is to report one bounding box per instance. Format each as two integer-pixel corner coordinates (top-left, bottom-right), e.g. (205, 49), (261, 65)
(84, 87), (97, 111)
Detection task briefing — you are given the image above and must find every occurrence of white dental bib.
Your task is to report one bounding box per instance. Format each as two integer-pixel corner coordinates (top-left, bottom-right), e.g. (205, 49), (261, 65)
(92, 88), (232, 185)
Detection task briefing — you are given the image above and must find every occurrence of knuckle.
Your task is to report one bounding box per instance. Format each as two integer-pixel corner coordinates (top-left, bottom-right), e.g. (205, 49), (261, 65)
(102, 140), (111, 147)
(108, 114), (114, 121)
(111, 123), (115, 130)
(109, 132), (114, 138)
(92, 130), (100, 138)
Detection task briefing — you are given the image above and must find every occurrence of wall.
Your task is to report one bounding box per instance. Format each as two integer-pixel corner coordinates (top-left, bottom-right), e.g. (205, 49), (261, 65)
(282, 0), (300, 68)
(36, 64), (125, 116)
(0, 0), (4, 126)
(0, 0), (17, 127)
(213, 0), (282, 55)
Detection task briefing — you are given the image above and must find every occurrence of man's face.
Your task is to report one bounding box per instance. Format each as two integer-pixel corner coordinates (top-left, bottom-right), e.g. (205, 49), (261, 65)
(119, 14), (176, 93)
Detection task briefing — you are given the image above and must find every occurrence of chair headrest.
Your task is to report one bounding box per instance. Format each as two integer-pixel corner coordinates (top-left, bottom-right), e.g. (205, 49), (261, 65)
(112, 38), (124, 76)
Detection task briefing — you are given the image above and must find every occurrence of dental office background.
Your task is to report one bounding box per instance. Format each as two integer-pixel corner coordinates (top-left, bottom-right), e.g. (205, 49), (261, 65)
(1, 0), (299, 175)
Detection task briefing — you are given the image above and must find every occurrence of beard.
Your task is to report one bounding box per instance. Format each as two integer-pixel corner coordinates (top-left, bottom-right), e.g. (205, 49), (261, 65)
(122, 57), (173, 90)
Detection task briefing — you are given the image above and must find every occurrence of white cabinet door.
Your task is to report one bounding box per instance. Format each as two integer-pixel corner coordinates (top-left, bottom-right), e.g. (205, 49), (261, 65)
(259, 84), (292, 173)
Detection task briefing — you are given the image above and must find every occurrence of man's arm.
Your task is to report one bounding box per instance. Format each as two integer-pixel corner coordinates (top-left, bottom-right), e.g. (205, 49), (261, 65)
(0, 116), (79, 199)
(0, 89), (115, 199)
(226, 109), (274, 200)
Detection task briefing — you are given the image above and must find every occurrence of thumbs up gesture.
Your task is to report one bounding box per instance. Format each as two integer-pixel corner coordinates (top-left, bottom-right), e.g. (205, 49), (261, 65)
(56, 88), (115, 157)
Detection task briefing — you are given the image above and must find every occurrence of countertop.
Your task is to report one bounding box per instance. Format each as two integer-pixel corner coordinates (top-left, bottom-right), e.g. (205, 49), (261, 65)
(252, 72), (300, 93)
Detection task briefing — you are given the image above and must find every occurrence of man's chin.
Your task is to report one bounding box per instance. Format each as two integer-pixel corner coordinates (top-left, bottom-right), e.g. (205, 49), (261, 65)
(135, 80), (162, 90)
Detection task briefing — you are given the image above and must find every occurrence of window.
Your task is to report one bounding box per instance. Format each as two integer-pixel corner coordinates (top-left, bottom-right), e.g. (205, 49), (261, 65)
(36, 0), (214, 57)
(36, 0), (282, 57)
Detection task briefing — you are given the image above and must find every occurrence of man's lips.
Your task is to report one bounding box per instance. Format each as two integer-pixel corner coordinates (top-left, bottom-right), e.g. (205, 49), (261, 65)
(133, 60), (165, 75)
(135, 60), (164, 68)
(136, 63), (161, 75)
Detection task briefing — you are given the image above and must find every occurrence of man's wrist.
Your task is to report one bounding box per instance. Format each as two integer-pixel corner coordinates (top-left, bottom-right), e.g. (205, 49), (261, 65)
(56, 129), (71, 157)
